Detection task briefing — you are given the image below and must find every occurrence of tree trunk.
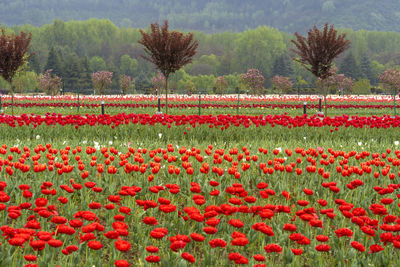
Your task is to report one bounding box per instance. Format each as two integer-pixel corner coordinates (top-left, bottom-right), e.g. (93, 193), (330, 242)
(324, 94), (327, 116)
(9, 80), (14, 116)
(165, 77), (168, 114)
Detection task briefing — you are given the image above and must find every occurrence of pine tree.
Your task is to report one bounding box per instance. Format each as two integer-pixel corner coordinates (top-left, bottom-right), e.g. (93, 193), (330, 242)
(272, 54), (294, 77)
(28, 52), (41, 73)
(136, 70), (152, 94)
(360, 53), (373, 83)
(339, 52), (361, 80)
(108, 62), (120, 94)
(78, 56), (92, 91)
(45, 46), (63, 77)
(62, 53), (81, 91)
(272, 56), (286, 76)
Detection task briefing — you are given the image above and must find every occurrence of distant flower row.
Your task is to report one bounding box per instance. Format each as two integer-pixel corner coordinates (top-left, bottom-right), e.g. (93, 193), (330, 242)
(2, 94), (399, 104)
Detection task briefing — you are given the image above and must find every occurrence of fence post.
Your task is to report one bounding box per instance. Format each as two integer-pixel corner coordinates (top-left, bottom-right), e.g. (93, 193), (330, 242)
(156, 89), (161, 114)
(394, 88), (397, 116)
(303, 102), (307, 115)
(237, 87), (240, 115)
(198, 93), (201, 116)
(77, 88), (80, 113)
(101, 101), (105, 115)
(318, 97), (322, 112)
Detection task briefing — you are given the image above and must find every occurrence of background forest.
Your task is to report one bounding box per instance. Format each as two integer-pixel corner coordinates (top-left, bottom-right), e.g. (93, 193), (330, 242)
(1, 9), (400, 94)
(2, 0), (400, 33)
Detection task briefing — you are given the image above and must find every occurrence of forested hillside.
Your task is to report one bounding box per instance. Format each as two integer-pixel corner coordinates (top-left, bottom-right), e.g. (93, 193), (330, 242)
(1, 0), (400, 33)
(1, 19), (400, 94)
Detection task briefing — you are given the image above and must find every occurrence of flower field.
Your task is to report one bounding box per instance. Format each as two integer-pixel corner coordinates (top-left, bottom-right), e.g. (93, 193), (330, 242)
(0, 94), (399, 267)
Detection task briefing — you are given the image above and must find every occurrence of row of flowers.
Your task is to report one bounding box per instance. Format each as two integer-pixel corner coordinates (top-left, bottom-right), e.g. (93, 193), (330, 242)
(1, 102), (400, 110)
(0, 113), (400, 129)
(2, 94), (399, 104)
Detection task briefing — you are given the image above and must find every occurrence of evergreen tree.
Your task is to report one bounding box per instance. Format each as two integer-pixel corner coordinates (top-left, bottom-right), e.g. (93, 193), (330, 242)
(135, 70), (151, 94)
(45, 46), (63, 77)
(108, 62), (120, 93)
(272, 56), (286, 76)
(62, 53), (82, 91)
(28, 52), (41, 73)
(78, 56), (92, 90)
(272, 54), (293, 77)
(360, 53), (373, 83)
(339, 52), (361, 80)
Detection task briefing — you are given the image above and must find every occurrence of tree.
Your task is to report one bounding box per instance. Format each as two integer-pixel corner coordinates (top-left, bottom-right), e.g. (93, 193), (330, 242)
(291, 23), (350, 114)
(92, 71), (113, 95)
(28, 52), (41, 73)
(152, 72), (166, 95)
(379, 67), (400, 114)
(215, 76), (228, 94)
(334, 74), (354, 95)
(12, 71), (38, 93)
(316, 68), (354, 96)
(0, 29), (33, 115)
(360, 53), (373, 82)
(45, 46), (63, 78)
(352, 79), (371, 95)
(271, 75), (293, 95)
(272, 54), (293, 77)
(241, 69), (265, 95)
(63, 53), (82, 91)
(185, 80), (196, 95)
(136, 70), (152, 94)
(79, 56), (93, 90)
(120, 54), (138, 77)
(89, 56), (107, 72)
(138, 20), (198, 114)
(233, 26), (286, 84)
(39, 69), (62, 96)
(339, 52), (361, 79)
(120, 74), (132, 95)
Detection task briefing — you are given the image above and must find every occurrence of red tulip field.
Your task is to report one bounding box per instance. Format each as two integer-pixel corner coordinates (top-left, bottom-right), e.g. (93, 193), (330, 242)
(0, 95), (399, 266)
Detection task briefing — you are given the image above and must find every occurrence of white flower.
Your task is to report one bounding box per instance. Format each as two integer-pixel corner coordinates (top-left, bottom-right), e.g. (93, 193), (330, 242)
(395, 141), (399, 146)
(358, 142), (362, 146)
(36, 135), (40, 140)
(303, 136), (306, 140)
(276, 147), (282, 153)
(108, 141), (113, 145)
(82, 140), (87, 144)
(158, 133), (162, 139)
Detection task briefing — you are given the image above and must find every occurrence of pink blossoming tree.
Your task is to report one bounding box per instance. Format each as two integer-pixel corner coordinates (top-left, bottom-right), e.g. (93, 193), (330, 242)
(241, 69), (265, 95)
(120, 74), (132, 95)
(379, 67), (400, 114)
(39, 69), (62, 96)
(152, 72), (166, 95)
(92, 71), (113, 95)
(215, 76), (228, 95)
(271, 75), (293, 95)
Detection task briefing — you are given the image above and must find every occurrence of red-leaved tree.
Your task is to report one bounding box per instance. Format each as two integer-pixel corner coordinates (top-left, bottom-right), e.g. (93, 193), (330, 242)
(291, 23), (350, 114)
(0, 29), (33, 115)
(139, 20), (198, 114)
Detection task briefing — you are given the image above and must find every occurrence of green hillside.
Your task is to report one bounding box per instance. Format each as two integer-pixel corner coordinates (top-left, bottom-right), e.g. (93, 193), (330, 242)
(1, 0), (400, 33)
